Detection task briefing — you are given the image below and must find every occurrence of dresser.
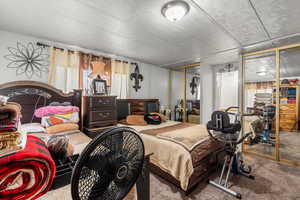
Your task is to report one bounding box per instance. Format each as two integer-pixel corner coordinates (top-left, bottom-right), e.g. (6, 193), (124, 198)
(82, 96), (117, 138)
(273, 85), (300, 131)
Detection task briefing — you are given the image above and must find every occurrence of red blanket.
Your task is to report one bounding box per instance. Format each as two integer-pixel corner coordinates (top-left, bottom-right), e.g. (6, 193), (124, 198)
(0, 136), (56, 200)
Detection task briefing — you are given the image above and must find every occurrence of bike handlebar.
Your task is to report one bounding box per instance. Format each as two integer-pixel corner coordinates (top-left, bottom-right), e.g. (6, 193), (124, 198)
(225, 106), (239, 112)
(224, 106), (258, 117)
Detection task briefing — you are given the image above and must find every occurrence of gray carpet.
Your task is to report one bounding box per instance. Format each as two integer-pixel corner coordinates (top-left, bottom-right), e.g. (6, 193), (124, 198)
(39, 155), (300, 200)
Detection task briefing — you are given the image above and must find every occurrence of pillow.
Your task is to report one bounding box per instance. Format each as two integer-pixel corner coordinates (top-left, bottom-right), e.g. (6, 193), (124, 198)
(150, 112), (167, 122)
(46, 123), (79, 134)
(21, 123), (46, 134)
(0, 95), (9, 106)
(126, 115), (147, 126)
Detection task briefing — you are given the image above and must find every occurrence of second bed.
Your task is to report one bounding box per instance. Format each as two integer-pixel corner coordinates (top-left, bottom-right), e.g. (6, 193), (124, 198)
(119, 120), (225, 192)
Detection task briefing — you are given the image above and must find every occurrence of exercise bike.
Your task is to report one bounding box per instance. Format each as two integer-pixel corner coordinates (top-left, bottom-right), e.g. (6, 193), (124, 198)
(207, 107), (255, 199)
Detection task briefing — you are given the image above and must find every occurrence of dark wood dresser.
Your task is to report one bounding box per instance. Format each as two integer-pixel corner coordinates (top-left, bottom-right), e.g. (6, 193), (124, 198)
(82, 96), (117, 138)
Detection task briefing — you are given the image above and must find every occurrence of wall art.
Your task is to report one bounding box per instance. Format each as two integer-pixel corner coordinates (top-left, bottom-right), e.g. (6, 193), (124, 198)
(4, 42), (49, 79)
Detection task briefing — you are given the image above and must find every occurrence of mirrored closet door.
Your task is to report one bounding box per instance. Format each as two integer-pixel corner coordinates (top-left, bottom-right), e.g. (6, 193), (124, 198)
(242, 42), (300, 166)
(242, 51), (277, 159)
(279, 47), (300, 164)
(169, 69), (185, 122)
(185, 68), (201, 124)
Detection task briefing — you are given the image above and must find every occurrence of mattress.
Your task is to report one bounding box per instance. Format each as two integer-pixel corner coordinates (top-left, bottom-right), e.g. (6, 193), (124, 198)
(118, 121), (224, 191)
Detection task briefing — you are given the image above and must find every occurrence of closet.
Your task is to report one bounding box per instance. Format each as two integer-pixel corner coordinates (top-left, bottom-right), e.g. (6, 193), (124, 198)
(242, 43), (300, 166)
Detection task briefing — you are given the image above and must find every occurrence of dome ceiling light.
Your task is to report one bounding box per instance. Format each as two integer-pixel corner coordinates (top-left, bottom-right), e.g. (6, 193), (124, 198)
(161, 0), (190, 22)
(257, 71), (267, 76)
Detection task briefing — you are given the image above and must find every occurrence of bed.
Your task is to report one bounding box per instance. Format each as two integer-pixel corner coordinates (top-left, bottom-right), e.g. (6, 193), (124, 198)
(117, 99), (225, 193)
(0, 81), (92, 154)
(0, 81), (153, 200)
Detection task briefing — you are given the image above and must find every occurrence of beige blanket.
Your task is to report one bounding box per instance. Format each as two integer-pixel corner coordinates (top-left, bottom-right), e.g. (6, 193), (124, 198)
(141, 123), (209, 152)
(119, 121), (211, 190)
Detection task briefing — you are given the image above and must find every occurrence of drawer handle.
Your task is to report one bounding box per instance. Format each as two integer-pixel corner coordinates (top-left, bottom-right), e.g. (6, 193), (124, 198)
(98, 113), (110, 117)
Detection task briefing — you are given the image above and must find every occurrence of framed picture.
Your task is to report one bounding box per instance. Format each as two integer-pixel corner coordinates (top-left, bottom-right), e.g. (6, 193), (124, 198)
(92, 77), (107, 95)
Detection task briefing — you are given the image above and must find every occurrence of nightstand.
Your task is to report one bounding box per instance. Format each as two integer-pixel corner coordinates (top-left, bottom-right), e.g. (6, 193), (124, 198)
(82, 96), (117, 138)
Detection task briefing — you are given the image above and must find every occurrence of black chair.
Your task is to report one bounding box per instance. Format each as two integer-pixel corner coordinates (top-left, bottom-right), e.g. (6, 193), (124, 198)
(207, 111), (241, 135)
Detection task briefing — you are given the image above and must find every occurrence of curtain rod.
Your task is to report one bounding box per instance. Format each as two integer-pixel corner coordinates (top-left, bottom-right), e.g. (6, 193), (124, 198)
(36, 42), (129, 62)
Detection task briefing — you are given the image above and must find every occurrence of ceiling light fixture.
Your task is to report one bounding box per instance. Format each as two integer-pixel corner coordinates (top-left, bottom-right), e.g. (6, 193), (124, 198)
(257, 71), (267, 76)
(161, 0), (190, 22)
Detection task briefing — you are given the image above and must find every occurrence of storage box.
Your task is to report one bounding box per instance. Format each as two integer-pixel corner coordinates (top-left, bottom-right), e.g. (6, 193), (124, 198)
(51, 154), (79, 190)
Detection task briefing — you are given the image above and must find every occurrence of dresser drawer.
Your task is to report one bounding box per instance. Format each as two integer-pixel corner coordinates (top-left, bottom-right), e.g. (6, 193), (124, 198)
(280, 104), (296, 114)
(279, 123), (297, 131)
(280, 113), (296, 120)
(89, 97), (116, 108)
(90, 110), (116, 122)
(280, 119), (296, 130)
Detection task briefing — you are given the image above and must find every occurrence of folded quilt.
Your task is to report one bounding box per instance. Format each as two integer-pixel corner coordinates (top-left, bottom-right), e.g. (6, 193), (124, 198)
(46, 123), (79, 134)
(0, 136), (56, 200)
(0, 129), (24, 153)
(0, 119), (19, 132)
(0, 103), (21, 124)
(0, 132), (20, 141)
(34, 106), (79, 118)
(41, 112), (79, 127)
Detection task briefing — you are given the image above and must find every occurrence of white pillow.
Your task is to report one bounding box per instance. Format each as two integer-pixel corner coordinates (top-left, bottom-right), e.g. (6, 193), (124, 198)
(21, 123), (46, 134)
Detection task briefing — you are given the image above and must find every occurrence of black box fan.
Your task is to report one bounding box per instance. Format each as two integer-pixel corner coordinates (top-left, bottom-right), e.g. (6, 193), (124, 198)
(71, 127), (145, 200)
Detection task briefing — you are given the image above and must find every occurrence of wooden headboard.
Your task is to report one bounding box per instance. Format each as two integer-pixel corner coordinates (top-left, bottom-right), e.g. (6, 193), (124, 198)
(0, 81), (82, 129)
(116, 99), (160, 120)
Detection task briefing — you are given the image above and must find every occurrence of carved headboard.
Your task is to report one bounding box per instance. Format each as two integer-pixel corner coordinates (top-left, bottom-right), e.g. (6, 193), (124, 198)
(0, 81), (82, 129)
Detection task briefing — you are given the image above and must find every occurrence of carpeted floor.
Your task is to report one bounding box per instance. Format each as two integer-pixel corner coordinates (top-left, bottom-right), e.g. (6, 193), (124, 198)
(39, 155), (300, 200)
(246, 131), (300, 162)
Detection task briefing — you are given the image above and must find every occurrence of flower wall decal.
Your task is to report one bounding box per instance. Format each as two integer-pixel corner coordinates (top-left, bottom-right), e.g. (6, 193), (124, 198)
(4, 42), (49, 79)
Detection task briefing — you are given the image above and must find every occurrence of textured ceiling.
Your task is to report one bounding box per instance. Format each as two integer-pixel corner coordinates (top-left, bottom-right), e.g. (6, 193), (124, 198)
(245, 52), (276, 82)
(244, 47), (300, 82)
(0, 0), (300, 67)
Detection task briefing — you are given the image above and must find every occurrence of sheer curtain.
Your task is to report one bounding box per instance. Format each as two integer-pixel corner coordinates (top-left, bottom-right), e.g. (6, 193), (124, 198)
(48, 48), (80, 92)
(110, 59), (129, 99)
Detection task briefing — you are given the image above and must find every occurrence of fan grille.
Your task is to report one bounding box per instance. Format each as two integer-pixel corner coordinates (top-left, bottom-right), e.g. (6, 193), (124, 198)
(71, 127), (144, 200)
